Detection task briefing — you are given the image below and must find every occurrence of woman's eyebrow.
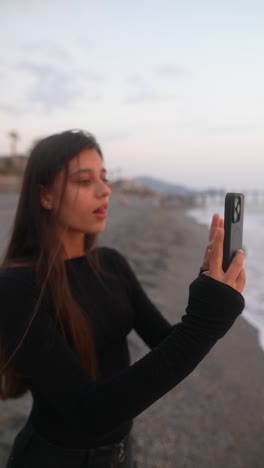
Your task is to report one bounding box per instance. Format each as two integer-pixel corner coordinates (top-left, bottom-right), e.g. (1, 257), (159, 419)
(70, 168), (107, 176)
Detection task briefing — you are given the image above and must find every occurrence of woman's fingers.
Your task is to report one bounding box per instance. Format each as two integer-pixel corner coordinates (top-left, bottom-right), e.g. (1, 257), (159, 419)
(235, 267), (246, 293)
(206, 235), (246, 293)
(209, 213), (221, 242)
(203, 215), (246, 294)
(225, 250), (245, 285)
(208, 227), (224, 278)
(201, 242), (213, 270)
(201, 213), (223, 271)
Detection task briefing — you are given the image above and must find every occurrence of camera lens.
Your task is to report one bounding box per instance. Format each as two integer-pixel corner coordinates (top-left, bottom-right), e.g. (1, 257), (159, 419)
(233, 196), (241, 223)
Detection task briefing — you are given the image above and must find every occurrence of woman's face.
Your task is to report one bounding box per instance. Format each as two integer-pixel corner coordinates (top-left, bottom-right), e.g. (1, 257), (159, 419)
(41, 148), (112, 236)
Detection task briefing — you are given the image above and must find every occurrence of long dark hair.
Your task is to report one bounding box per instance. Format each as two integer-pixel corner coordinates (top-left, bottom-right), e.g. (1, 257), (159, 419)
(0, 129), (103, 399)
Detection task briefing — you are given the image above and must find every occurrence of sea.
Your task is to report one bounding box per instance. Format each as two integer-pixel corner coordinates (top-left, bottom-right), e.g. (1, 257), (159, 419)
(186, 194), (264, 352)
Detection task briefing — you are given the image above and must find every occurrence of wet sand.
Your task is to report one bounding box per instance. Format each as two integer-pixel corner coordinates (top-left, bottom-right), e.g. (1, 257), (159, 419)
(1, 191), (264, 467)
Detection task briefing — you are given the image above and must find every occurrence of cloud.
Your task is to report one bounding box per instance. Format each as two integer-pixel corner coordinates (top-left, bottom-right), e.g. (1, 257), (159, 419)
(19, 40), (98, 79)
(20, 40), (72, 62)
(0, 35), (104, 115)
(125, 75), (177, 104)
(16, 61), (83, 111)
(0, 104), (27, 115)
(156, 64), (192, 79)
(0, 59), (104, 114)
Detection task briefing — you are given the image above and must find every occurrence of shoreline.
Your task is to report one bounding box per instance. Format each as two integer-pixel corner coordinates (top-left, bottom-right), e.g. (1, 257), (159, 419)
(0, 192), (264, 467)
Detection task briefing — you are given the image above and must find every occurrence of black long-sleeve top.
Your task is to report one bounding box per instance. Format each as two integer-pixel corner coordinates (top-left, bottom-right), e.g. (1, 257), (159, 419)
(0, 247), (245, 448)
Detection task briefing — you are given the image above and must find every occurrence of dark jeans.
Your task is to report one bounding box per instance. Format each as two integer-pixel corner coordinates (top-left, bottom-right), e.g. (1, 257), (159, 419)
(6, 421), (136, 468)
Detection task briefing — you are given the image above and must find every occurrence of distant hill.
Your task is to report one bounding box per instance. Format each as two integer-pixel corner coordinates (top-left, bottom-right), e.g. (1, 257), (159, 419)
(132, 176), (194, 195)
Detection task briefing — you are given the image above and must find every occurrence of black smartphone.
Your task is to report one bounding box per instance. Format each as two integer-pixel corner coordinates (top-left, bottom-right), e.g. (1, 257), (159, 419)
(222, 193), (244, 272)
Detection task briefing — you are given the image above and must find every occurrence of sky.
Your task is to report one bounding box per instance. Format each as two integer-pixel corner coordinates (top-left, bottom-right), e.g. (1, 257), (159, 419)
(0, 0), (263, 190)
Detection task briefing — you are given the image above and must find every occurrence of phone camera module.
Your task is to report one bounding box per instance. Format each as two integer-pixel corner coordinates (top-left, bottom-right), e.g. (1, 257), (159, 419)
(233, 197), (241, 223)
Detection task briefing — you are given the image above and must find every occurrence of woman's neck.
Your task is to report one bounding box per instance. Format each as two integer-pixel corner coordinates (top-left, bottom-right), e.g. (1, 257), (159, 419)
(58, 230), (86, 259)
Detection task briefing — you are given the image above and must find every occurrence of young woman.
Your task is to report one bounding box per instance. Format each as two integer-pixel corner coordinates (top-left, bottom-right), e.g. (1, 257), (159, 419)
(0, 130), (245, 468)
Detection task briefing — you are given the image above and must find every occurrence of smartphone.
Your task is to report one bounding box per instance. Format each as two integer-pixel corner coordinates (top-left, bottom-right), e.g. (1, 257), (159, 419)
(222, 193), (244, 272)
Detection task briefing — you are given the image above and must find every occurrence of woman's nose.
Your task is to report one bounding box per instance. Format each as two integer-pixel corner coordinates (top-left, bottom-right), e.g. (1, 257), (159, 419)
(96, 180), (112, 196)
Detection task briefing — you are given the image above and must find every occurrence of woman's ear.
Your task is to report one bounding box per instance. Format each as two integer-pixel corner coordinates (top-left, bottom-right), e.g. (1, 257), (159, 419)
(38, 185), (53, 211)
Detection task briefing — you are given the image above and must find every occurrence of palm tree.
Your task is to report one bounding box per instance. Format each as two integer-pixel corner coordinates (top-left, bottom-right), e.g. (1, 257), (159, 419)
(8, 131), (20, 157)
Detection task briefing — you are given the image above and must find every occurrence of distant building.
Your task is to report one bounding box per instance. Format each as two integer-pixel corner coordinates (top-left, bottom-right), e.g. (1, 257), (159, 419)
(0, 154), (28, 174)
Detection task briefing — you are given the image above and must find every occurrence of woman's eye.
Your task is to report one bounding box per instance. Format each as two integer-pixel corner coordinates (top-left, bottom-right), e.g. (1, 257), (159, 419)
(78, 178), (110, 185)
(79, 179), (91, 185)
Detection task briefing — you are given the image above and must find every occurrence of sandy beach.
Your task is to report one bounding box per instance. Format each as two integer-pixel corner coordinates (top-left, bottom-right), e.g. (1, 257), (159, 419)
(1, 191), (264, 467)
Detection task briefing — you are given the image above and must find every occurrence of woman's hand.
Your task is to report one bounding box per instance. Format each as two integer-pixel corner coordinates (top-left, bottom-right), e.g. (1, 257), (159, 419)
(202, 214), (246, 293)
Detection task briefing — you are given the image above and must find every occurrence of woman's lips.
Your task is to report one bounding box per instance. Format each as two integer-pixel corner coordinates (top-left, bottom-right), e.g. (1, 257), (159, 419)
(93, 208), (107, 219)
